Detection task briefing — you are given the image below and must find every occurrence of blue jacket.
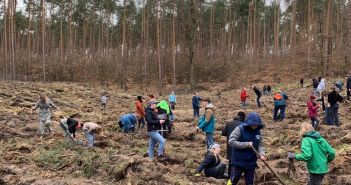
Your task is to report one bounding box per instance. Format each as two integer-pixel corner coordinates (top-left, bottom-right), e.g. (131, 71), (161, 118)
(192, 95), (201, 109)
(198, 107), (215, 134)
(230, 112), (264, 170)
(169, 94), (176, 103)
(274, 92), (288, 106)
(120, 114), (137, 133)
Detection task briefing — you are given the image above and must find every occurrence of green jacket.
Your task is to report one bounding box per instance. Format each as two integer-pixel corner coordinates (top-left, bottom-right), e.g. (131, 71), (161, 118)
(295, 131), (335, 174)
(157, 100), (170, 115)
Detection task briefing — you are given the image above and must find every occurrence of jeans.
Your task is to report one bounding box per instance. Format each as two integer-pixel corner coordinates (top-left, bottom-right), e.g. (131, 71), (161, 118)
(205, 163), (227, 179)
(123, 126), (134, 133)
(256, 96), (261, 107)
(230, 166), (255, 185)
(329, 103), (339, 126)
(170, 102), (175, 110)
(307, 173), (325, 185)
(240, 101), (247, 108)
(84, 130), (95, 147)
(206, 133), (214, 149)
(148, 131), (166, 159)
(347, 90), (351, 100)
(138, 118), (145, 129)
(311, 117), (319, 129)
(274, 105), (286, 121)
(193, 107), (200, 117)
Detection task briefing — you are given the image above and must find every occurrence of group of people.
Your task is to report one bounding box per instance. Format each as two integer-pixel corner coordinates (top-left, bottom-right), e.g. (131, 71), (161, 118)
(32, 93), (101, 147)
(30, 80), (339, 185)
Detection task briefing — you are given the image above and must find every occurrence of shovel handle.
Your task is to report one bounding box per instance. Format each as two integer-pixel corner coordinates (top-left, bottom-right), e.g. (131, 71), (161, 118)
(250, 147), (287, 185)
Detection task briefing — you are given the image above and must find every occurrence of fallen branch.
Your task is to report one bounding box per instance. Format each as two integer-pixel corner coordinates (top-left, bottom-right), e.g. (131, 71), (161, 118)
(157, 162), (177, 173)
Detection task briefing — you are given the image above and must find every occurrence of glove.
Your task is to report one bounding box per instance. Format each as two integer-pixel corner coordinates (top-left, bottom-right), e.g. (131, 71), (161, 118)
(194, 173), (201, 177)
(288, 152), (295, 159)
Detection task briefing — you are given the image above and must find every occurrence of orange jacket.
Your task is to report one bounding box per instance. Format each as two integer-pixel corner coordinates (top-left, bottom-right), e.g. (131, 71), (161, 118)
(135, 101), (145, 118)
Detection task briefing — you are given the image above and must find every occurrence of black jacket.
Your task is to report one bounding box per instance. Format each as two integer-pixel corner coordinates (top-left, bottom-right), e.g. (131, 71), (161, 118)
(145, 106), (161, 132)
(347, 77), (351, 90)
(253, 88), (262, 97)
(312, 79), (319, 89)
(195, 152), (221, 175)
(67, 118), (78, 138)
(328, 90), (343, 106)
(222, 119), (243, 159)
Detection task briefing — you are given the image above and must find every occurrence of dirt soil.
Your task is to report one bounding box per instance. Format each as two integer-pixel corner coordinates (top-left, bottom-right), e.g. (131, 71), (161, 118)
(1, 81), (351, 185)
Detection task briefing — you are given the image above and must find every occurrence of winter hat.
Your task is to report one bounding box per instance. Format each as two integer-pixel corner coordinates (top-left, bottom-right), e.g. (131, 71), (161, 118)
(209, 143), (220, 150)
(147, 100), (159, 106)
(137, 96), (143, 101)
(245, 112), (263, 126)
(237, 111), (246, 122)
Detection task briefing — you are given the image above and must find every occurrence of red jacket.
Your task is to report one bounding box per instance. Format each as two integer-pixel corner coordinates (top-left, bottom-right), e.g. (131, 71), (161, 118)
(135, 101), (145, 118)
(307, 100), (318, 118)
(240, 90), (248, 102)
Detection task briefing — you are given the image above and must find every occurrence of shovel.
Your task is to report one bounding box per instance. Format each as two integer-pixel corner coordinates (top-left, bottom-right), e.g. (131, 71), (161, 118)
(250, 146), (287, 185)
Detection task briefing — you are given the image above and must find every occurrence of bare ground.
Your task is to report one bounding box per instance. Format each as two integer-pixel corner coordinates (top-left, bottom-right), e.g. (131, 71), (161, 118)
(0, 81), (351, 185)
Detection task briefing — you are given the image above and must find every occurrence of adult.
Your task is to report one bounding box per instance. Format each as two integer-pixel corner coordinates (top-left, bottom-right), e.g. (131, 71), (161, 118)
(263, 85), (267, 95)
(326, 87), (343, 126)
(81, 122), (102, 148)
(347, 74), (351, 100)
(307, 95), (320, 129)
(222, 111), (245, 177)
(198, 97), (216, 149)
(169, 91), (177, 110)
(135, 96), (146, 129)
(229, 112), (266, 185)
(253, 86), (262, 107)
(273, 90), (288, 121)
(316, 78), (326, 96)
(145, 100), (166, 160)
(288, 123), (335, 185)
(300, 77), (304, 89)
(194, 144), (227, 179)
(32, 93), (58, 137)
(266, 85), (272, 95)
(192, 92), (201, 118)
(118, 113), (138, 133)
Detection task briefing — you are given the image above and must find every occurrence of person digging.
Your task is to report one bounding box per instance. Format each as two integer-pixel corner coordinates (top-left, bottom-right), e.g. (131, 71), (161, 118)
(288, 122), (335, 185)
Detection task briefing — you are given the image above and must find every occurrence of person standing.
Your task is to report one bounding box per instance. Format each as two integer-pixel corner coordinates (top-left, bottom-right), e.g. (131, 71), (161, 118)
(192, 92), (201, 118)
(198, 97), (216, 149)
(101, 93), (108, 111)
(228, 112), (266, 185)
(145, 100), (166, 160)
(347, 74), (351, 100)
(253, 86), (262, 107)
(288, 123), (335, 185)
(135, 96), (146, 129)
(307, 95), (320, 129)
(222, 112), (245, 177)
(32, 93), (58, 137)
(300, 77), (304, 89)
(326, 87), (343, 126)
(240, 88), (248, 109)
(169, 91), (177, 110)
(273, 90), (288, 121)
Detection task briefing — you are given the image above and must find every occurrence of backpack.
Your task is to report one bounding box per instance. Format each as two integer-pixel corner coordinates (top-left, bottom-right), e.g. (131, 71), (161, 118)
(274, 93), (283, 100)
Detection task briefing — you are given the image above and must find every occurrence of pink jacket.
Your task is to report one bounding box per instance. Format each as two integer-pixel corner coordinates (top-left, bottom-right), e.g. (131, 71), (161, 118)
(307, 100), (318, 118)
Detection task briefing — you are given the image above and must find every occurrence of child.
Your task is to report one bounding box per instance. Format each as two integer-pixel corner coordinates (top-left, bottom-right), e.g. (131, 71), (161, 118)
(307, 95), (320, 129)
(81, 122), (102, 147)
(101, 93), (108, 111)
(240, 88), (248, 108)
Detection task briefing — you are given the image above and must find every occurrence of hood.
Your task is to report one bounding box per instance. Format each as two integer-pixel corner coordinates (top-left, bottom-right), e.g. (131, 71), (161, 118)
(205, 103), (215, 110)
(303, 131), (321, 139)
(171, 91), (175, 95)
(242, 112), (264, 129)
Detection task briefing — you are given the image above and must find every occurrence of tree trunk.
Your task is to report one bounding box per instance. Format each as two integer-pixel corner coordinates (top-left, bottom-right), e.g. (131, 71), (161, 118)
(41, 0), (46, 82)
(3, 0), (7, 80)
(322, 0), (332, 76)
(290, 0), (296, 51)
(172, 0), (176, 87)
(120, 0), (127, 89)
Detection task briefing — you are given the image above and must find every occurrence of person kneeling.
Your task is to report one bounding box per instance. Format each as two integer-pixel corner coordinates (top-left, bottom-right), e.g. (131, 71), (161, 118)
(194, 144), (227, 179)
(118, 113), (138, 133)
